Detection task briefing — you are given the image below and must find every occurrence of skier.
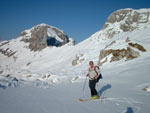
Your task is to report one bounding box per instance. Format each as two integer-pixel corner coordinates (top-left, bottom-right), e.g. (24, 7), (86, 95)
(86, 61), (100, 99)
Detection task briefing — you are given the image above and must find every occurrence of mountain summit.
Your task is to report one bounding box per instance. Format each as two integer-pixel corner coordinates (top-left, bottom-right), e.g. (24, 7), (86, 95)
(20, 23), (74, 51)
(74, 8), (150, 66)
(91, 8), (150, 41)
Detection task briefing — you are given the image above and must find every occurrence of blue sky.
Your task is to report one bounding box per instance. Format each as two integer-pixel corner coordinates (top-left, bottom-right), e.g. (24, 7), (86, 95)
(0, 0), (150, 43)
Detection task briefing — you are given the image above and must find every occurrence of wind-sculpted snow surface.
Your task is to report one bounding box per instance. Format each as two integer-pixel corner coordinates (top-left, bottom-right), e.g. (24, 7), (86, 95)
(0, 57), (150, 113)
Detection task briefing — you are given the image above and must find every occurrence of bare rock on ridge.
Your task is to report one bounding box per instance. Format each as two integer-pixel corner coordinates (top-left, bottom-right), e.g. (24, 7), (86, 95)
(20, 24), (74, 51)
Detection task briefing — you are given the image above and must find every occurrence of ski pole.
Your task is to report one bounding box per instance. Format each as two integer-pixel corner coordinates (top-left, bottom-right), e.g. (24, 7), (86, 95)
(83, 76), (87, 92)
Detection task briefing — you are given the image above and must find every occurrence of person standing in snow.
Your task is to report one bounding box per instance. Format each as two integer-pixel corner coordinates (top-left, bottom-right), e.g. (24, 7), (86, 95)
(86, 61), (100, 99)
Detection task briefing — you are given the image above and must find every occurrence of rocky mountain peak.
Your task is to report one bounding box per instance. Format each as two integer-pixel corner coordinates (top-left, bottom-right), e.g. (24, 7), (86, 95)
(101, 8), (150, 39)
(84, 9), (150, 66)
(20, 24), (74, 51)
(106, 8), (150, 24)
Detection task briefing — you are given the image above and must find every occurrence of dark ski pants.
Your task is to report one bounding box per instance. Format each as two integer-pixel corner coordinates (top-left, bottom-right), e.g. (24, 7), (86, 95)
(89, 80), (98, 96)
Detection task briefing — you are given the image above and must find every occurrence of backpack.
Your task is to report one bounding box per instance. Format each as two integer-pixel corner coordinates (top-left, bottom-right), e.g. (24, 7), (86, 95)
(94, 66), (103, 82)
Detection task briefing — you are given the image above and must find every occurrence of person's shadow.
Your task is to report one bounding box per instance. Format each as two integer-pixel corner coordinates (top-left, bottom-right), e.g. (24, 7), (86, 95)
(125, 107), (134, 113)
(98, 84), (111, 97)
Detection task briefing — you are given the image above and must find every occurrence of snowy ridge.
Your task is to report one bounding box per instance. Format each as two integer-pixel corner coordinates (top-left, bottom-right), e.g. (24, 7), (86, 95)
(21, 23), (65, 40)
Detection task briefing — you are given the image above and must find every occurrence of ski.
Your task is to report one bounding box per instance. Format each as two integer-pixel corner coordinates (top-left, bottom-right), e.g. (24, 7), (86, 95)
(79, 98), (92, 102)
(79, 97), (106, 102)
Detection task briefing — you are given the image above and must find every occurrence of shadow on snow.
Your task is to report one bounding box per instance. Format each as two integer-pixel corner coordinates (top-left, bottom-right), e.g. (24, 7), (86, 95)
(98, 84), (111, 97)
(125, 107), (134, 113)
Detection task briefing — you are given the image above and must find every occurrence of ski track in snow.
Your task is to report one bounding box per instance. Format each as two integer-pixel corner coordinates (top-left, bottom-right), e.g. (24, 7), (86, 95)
(98, 97), (143, 113)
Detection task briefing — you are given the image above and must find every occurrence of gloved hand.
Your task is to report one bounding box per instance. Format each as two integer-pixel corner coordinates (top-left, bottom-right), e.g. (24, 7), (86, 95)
(94, 75), (99, 79)
(86, 74), (89, 77)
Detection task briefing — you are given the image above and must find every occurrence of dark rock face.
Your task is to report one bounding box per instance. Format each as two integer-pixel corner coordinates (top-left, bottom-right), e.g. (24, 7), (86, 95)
(102, 9), (150, 38)
(47, 37), (60, 47)
(20, 24), (73, 51)
(98, 42), (146, 66)
(107, 9), (133, 24)
(51, 27), (69, 46)
(0, 48), (16, 57)
(106, 9), (149, 25)
(98, 47), (140, 66)
(29, 25), (48, 51)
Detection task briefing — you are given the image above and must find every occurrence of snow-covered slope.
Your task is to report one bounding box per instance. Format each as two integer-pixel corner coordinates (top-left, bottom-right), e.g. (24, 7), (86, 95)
(0, 23), (76, 86)
(0, 8), (150, 88)
(0, 8), (149, 88)
(0, 8), (150, 113)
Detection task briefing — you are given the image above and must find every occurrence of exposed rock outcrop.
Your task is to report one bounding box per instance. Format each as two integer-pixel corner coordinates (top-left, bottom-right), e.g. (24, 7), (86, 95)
(128, 43), (146, 52)
(98, 42), (146, 66)
(0, 48), (16, 57)
(98, 47), (140, 66)
(101, 9), (150, 39)
(20, 24), (74, 51)
(72, 53), (85, 66)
